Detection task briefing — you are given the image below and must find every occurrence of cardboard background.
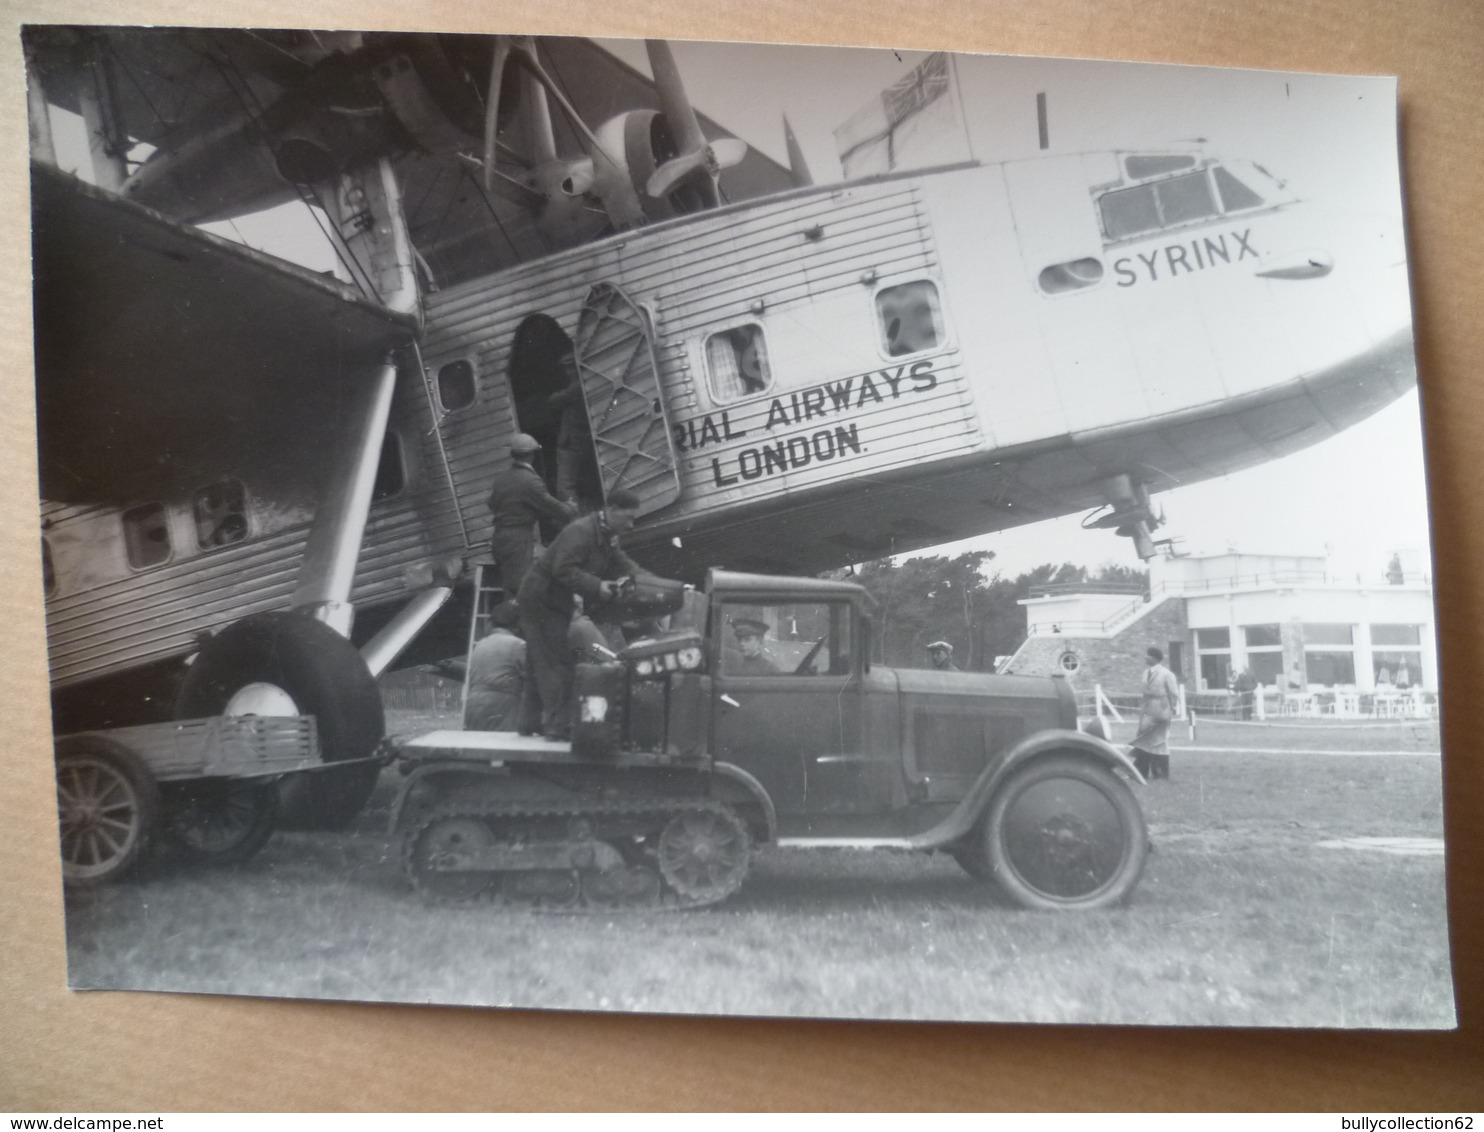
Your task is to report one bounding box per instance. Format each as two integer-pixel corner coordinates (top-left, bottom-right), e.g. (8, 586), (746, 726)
(2, 0), (1480, 1110)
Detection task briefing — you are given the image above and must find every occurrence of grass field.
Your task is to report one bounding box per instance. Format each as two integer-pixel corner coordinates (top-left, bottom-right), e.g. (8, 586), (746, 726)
(59, 714), (1454, 1028)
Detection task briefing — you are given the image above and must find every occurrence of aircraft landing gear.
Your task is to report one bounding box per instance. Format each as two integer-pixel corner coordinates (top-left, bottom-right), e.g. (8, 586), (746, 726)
(176, 611), (384, 830)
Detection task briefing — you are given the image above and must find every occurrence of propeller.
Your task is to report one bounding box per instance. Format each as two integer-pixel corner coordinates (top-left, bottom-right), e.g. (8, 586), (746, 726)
(479, 36), (642, 231)
(641, 40), (746, 208)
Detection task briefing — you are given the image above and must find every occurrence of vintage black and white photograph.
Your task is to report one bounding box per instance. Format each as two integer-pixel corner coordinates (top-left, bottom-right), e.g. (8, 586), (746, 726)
(26, 27), (1452, 1027)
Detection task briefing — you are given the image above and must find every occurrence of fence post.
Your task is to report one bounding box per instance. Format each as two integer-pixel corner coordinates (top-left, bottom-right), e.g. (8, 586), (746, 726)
(1095, 683), (1124, 723)
(1178, 682), (1188, 720)
(1256, 688), (1266, 721)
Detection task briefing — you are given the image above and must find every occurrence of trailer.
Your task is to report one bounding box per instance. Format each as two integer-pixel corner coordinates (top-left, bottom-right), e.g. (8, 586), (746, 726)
(54, 711), (361, 885)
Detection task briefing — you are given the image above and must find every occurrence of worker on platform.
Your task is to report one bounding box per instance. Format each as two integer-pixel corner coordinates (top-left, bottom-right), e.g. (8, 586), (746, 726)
(517, 488), (646, 740)
(463, 601), (528, 732)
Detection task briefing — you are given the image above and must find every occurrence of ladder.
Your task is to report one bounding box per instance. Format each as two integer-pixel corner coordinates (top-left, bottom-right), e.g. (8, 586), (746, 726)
(460, 563), (507, 721)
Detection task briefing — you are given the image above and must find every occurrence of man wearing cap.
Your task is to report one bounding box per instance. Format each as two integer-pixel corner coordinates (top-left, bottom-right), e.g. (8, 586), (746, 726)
(926, 641), (959, 672)
(485, 433), (575, 595)
(518, 488), (646, 740)
(728, 618), (780, 675)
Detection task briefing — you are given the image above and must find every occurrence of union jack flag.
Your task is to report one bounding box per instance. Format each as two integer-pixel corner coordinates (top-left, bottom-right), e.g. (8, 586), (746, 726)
(882, 52), (949, 128)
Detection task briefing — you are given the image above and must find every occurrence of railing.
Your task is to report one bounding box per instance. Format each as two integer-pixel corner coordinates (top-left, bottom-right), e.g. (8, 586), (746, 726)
(1027, 581), (1146, 598)
(1026, 568), (1432, 638)
(1027, 591), (1158, 637)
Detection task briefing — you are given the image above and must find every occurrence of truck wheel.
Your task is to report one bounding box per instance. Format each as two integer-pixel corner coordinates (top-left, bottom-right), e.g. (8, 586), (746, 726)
(978, 755), (1147, 911)
(164, 779), (278, 865)
(176, 612), (384, 831)
(657, 805), (751, 905)
(55, 735), (160, 886)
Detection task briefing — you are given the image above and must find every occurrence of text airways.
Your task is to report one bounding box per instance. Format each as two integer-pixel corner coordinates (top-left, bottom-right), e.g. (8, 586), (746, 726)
(670, 360), (941, 487)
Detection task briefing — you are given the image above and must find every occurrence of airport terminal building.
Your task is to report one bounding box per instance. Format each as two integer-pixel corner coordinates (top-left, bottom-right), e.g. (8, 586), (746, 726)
(1004, 551), (1437, 701)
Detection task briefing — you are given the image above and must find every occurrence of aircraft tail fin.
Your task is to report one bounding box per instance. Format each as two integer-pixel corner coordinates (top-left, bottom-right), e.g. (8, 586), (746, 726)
(783, 114), (814, 187)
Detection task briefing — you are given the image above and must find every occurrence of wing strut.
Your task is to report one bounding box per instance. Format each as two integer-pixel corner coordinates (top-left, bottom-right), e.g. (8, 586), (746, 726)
(290, 355), (399, 636)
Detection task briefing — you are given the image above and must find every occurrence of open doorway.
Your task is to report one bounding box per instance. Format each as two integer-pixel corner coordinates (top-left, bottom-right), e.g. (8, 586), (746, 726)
(507, 313), (602, 508)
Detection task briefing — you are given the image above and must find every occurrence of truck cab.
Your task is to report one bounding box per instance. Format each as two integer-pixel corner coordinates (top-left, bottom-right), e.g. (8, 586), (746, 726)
(705, 569), (1098, 839)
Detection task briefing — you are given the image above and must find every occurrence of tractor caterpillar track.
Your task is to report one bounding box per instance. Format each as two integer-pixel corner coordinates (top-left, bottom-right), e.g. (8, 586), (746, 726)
(402, 795), (752, 912)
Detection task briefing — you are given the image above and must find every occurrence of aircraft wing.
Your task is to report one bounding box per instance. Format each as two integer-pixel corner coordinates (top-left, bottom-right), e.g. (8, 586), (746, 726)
(32, 161), (418, 505)
(389, 36), (799, 285)
(25, 28), (797, 287)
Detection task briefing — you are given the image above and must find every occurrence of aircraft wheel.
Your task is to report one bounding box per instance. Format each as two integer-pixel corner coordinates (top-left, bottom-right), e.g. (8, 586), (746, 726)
(55, 734), (160, 887)
(176, 612), (384, 831)
(979, 755), (1147, 911)
(164, 778), (278, 865)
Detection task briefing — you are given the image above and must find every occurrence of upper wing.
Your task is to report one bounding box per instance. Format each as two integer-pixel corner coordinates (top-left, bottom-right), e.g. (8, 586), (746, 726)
(25, 28), (798, 287)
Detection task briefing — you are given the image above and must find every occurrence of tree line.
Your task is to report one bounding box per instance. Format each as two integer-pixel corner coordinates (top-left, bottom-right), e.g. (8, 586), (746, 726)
(831, 553), (1148, 671)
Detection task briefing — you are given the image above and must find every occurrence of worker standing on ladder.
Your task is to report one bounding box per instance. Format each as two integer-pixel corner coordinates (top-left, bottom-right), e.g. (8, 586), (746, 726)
(485, 433), (575, 596)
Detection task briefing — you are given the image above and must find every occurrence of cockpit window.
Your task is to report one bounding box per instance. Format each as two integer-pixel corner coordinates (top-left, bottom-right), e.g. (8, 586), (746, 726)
(1100, 171), (1220, 240)
(1214, 165), (1265, 211)
(1157, 171), (1220, 225)
(1124, 154), (1196, 179)
(1099, 183), (1161, 239)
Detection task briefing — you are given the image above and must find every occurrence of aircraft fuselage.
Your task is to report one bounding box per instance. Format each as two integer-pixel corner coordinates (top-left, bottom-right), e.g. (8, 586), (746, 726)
(39, 148), (1414, 702)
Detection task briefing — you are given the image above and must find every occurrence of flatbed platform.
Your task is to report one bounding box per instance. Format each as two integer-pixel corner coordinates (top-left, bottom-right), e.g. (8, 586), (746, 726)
(393, 729), (702, 769)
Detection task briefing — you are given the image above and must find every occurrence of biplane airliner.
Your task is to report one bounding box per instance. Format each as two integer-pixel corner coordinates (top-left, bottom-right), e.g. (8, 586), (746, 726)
(26, 29), (1415, 826)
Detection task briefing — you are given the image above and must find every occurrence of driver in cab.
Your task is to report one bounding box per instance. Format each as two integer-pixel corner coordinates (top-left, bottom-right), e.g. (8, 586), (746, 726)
(725, 617), (780, 675)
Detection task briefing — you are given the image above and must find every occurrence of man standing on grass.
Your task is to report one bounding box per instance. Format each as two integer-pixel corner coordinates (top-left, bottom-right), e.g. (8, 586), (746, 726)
(1129, 646), (1179, 780)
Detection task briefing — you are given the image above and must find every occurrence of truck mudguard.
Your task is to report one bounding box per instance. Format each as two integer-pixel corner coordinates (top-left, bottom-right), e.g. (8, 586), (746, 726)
(907, 729), (1144, 852)
(711, 761), (778, 844)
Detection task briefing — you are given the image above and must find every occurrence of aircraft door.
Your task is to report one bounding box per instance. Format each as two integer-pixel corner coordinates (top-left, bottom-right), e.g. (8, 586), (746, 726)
(507, 313), (600, 505)
(572, 282), (682, 517)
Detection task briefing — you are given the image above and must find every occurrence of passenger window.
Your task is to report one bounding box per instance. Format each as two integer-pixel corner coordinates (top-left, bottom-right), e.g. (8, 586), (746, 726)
(122, 503), (172, 569)
(876, 281), (943, 357)
(373, 432), (406, 501)
(705, 324), (772, 402)
(1214, 166), (1265, 211)
(1124, 154), (1196, 179)
(437, 359), (477, 412)
(718, 601), (851, 677)
(194, 479), (248, 549)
